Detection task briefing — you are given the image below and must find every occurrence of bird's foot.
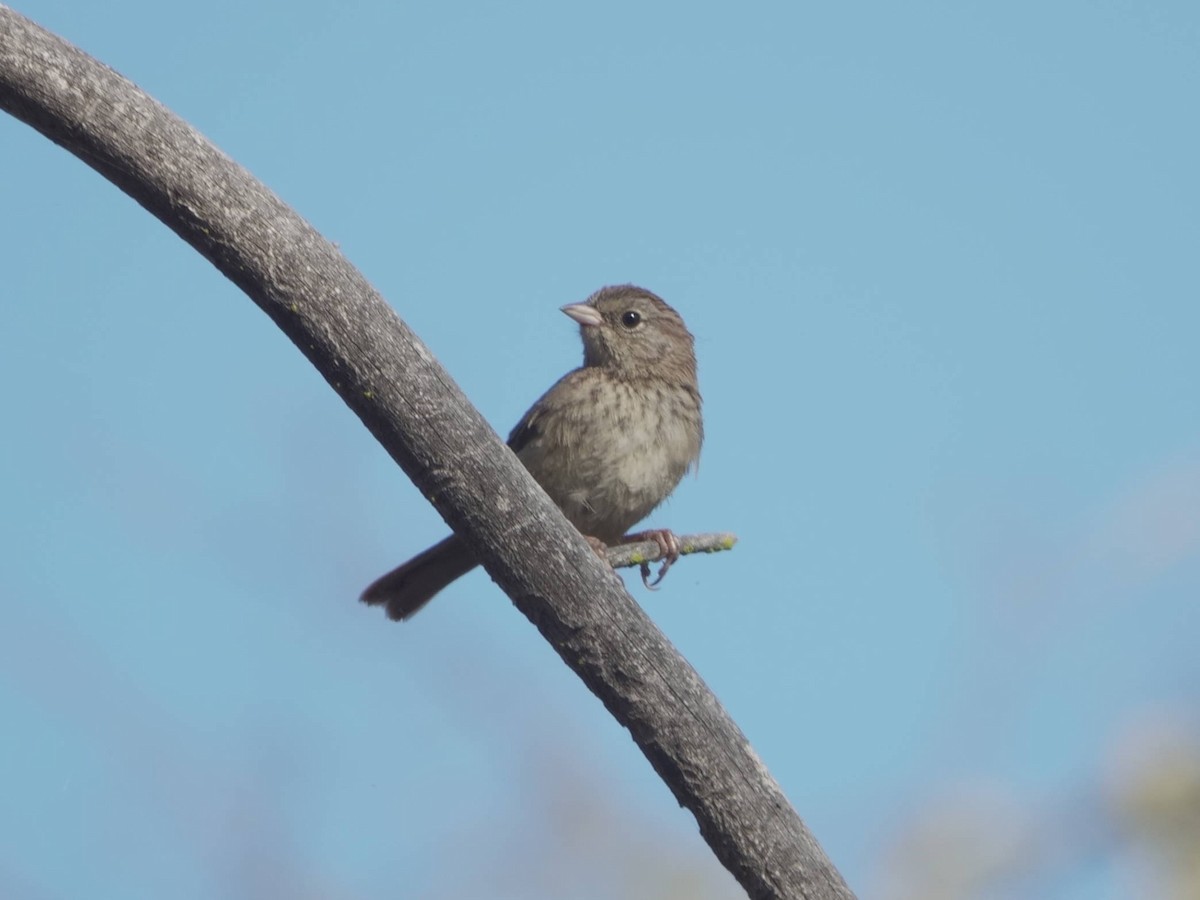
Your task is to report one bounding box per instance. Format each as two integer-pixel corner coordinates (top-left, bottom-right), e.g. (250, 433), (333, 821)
(584, 535), (609, 558)
(623, 529), (682, 589)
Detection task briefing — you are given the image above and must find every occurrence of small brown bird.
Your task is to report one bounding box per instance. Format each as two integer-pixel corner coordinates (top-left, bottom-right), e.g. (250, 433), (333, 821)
(361, 284), (704, 620)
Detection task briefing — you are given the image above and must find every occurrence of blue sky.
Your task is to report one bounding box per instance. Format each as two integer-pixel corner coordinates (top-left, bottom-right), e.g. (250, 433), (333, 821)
(3, 2), (1198, 897)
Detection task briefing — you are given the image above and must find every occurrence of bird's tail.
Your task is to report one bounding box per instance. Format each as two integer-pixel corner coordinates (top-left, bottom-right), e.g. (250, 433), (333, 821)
(360, 534), (478, 621)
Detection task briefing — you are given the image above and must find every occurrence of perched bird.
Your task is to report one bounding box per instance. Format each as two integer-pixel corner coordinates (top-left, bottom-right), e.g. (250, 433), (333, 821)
(361, 284), (703, 621)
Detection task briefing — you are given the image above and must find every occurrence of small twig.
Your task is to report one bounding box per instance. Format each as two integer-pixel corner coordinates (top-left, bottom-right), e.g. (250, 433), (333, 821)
(605, 532), (738, 569)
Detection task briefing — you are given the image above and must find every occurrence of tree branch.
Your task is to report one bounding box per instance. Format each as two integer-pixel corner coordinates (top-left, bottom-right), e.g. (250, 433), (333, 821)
(605, 532), (738, 569)
(0, 8), (854, 898)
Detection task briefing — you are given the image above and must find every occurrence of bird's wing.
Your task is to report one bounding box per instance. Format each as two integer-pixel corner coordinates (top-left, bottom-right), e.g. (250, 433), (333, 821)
(507, 368), (587, 454)
(507, 410), (541, 454)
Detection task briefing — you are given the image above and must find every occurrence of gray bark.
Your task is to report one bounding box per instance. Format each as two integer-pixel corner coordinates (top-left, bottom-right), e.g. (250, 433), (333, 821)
(0, 7), (854, 898)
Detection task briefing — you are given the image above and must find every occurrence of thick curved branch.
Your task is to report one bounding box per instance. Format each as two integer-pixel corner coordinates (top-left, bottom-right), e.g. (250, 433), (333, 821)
(0, 8), (854, 899)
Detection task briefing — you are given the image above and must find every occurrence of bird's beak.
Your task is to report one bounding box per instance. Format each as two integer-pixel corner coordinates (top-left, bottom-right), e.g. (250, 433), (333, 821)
(561, 303), (603, 327)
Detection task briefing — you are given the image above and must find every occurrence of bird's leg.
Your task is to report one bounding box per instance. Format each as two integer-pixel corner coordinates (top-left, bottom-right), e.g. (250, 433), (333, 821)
(622, 529), (682, 588)
(584, 535), (609, 558)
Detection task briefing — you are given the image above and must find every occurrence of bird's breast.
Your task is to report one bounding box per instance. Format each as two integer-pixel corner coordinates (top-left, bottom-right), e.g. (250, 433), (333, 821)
(515, 375), (701, 542)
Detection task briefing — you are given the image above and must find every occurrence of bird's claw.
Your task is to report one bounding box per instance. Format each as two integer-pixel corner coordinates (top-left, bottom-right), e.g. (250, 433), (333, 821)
(625, 529), (682, 589)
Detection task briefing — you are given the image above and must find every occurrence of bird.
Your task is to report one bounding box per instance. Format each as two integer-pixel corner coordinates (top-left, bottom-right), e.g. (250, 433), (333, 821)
(360, 284), (703, 621)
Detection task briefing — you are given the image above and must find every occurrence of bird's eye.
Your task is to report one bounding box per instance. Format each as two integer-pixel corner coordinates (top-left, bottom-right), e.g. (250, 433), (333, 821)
(620, 310), (642, 328)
